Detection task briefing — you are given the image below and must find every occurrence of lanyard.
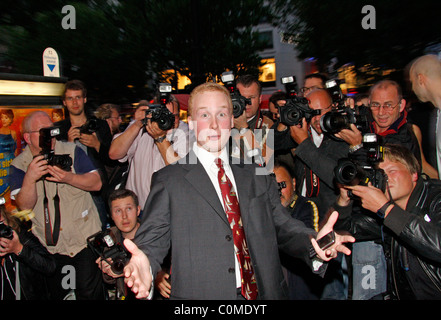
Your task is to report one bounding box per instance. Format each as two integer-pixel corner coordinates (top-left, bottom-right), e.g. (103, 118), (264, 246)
(43, 181), (61, 246)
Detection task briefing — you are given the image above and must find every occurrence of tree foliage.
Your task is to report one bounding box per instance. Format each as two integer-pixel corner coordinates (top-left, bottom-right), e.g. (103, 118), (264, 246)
(1, 0), (271, 103)
(272, 0), (441, 72)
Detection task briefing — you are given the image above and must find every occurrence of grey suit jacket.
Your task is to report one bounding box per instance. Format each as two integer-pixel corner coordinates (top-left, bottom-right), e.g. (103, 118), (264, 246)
(135, 150), (324, 299)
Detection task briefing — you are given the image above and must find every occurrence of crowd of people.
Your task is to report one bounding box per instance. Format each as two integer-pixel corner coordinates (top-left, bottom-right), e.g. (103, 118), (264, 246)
(1, 53), (441, 301)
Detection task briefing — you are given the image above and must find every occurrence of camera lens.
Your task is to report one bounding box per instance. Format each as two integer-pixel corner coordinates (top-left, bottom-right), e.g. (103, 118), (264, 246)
(232, 100), (244, 118)
(320, 113), (349, 133)
(111, 258), (126, 275)
(334, 159), (359, 185)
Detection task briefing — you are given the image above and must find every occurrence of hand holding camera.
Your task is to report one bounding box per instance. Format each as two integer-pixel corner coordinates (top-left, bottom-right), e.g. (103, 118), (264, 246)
(0, 222), (23, 257)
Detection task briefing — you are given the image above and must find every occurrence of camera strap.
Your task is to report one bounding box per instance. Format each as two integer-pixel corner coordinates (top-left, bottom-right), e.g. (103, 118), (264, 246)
(304, 167), (320, 197)
(43, 181), (61, 246)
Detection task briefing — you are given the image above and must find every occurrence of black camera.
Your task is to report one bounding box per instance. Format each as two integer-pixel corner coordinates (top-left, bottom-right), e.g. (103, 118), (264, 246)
(279, 75), (320, 126)
(334, 133), (386, 192)
(158, 83), (172, 106)
(325, 79), (345, 105)
(78, 117), (99, 134)
(39, 127), (73, 172)
(221, 71), (251, 118)
(0, 221), (13, 240)
(142, 104), (175, 131)
(320, 105), (370, 134)
(281, 76), (298, 99)
(87, 229), (131, 275)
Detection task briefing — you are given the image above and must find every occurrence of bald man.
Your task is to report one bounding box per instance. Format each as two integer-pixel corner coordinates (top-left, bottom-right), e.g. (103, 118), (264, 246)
(409, 54), (441, 178)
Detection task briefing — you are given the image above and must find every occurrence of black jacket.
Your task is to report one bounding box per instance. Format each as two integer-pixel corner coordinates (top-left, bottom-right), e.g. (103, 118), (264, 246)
(333, 177), (441, 299)
(14, 224), (56, 299)
(274, 125), (349, 220)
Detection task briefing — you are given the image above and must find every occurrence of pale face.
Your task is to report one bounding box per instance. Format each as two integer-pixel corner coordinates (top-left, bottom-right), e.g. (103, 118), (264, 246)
(369, 86), (405, 133)
(188, 90), (234, 155)
(379, 158), (417, 208)
(237, 82), (262, 120)
(110, 196), (140, 237)
(63, 89), (86, 116)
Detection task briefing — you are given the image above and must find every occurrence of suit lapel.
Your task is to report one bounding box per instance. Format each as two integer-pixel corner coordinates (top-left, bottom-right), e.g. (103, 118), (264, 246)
(182, 151), (230, 226)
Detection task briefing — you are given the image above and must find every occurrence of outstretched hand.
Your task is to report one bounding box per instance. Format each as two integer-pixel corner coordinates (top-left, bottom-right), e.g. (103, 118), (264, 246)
(311, 211), (355, 261)
(123, 238), (153, 299)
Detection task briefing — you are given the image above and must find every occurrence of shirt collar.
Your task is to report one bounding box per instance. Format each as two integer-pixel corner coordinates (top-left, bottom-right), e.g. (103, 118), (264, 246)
(192, 142), (230, 169)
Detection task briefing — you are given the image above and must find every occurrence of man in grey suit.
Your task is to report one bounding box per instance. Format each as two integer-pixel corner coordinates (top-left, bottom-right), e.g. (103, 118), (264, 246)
(121, 82), (354, 300)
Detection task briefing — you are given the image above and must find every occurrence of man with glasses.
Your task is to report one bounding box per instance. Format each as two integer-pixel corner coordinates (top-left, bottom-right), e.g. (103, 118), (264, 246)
(334, 79), (421, 300)
(9, 111), (105, 299)
(300, 73), (329, 96)
(336, 80), (421, 163)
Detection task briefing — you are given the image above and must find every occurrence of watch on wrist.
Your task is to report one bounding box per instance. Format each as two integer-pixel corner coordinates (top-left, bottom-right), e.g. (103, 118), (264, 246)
(376, 201), (393, 218)
(154, 135), (167, 143)
(349, 143), (363, 153)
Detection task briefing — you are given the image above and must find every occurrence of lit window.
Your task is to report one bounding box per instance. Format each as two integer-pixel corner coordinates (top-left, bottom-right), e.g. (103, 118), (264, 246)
(259, 58), (276, 85)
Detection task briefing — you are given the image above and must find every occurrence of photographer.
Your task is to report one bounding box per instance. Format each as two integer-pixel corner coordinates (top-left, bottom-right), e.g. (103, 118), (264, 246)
(333, 79), (422, 299)
(109, 94), (190, 210)
(56, 79), (115, 229)
(333, 144), (441, 299)
(273, 88), (350, 300)
(95, 189), (140, 300)
(273, 160), (322, 300)
(9, 111), (105, 300)
(335, 80), (421, 163)
(0, 199), (56, 300)
(230, 74), (274, 166)
(274, 88), (349, 219)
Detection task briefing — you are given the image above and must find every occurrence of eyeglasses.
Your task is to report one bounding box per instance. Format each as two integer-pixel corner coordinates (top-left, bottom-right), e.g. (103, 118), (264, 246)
(109, 116), (122, 120)
(368, 102), (400, 111)
(300, 85), (322, 94)
(65, 96), (83, 101)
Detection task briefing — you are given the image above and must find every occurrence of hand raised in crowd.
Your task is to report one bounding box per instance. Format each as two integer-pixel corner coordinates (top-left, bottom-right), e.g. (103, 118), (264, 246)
(96, 257), (123, 278)
(145, 119), (167, 140)
(346, 182), (391, 214)
(45, 165), (74, 184)
(78, 132), (101, 152)
(134, 105), (150, 124)
(311, 211), (355, 260)
(335, 123), (363, 147)
(26, 155), (49, 183)
(0, 230), (23, 257)
(67, 126), (81, 142)
(289, 117), (309, 145)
